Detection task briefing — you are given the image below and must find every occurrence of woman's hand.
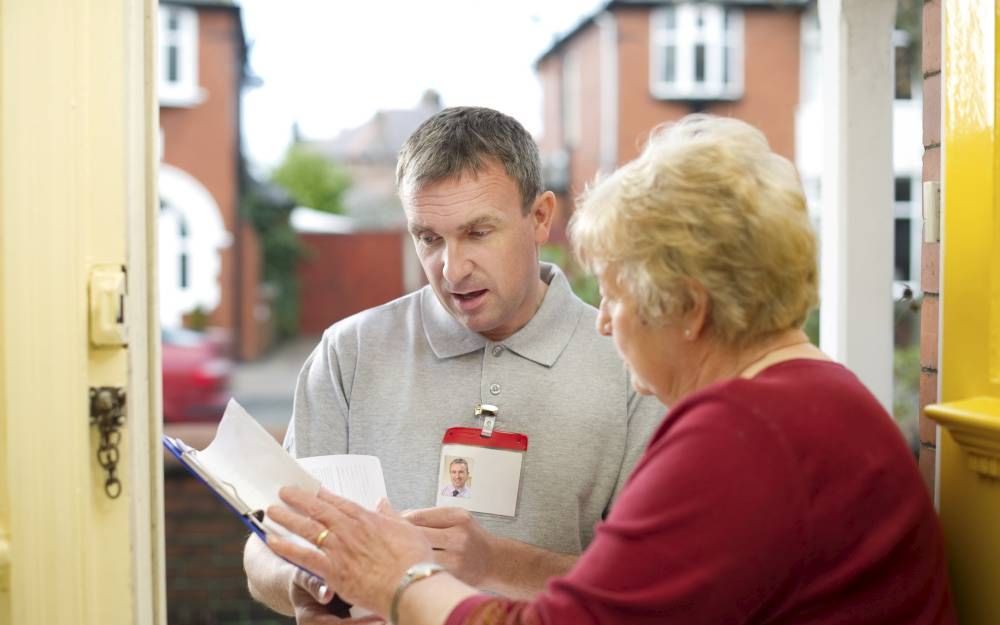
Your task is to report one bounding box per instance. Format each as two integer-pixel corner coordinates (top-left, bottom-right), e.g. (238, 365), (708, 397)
(267, 487), (435, 619)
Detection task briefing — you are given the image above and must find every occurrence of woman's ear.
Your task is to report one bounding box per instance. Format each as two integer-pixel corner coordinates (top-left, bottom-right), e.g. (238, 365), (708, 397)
(682, 280), (711, 340)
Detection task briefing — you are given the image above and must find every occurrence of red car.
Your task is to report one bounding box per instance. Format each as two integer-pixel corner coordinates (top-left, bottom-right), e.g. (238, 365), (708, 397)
(161, 327), (232, 423)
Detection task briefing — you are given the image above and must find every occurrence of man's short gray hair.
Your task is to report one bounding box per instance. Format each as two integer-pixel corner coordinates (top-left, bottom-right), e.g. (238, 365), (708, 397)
(396, 107), (543, 213)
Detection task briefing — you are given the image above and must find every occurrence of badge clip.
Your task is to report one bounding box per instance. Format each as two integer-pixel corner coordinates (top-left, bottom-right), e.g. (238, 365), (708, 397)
(475, 403), (498, 438)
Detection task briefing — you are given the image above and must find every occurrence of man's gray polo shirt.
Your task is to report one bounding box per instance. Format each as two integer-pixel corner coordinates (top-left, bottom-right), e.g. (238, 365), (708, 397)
(285, 263), (664, 554)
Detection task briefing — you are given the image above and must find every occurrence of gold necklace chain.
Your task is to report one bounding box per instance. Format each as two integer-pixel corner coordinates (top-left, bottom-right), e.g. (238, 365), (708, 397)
(736, 338), (813, 378)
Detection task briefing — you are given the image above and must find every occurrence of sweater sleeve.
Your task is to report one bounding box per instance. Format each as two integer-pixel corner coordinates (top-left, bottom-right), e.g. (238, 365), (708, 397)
(447, 396), (807, 625)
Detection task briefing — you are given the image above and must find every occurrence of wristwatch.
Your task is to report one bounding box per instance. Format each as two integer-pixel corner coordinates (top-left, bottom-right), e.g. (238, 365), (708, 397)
(390, 562), (445, 624)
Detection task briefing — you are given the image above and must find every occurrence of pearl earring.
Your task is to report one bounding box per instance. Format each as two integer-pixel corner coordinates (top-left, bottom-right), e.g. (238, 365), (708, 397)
(683, 329), (692, 339)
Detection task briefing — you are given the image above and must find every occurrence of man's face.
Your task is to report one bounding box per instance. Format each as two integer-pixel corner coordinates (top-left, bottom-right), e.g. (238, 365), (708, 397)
(450, 462), (469, 488)
(402, 160), (554, 341)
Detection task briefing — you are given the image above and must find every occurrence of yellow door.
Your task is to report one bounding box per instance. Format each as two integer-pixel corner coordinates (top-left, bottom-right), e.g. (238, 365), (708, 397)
(925, 0), (1000, 622)
(0, 1), (165, 624)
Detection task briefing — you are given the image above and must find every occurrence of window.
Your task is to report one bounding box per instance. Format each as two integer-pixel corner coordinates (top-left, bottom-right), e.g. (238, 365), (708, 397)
(894, 218), (912, 281)
(158, 6), (200, 106)
(894, 176), (912, 203)
(178, 215), (190, 289)
(893, 177), (917, 282)
(650, 4), (743, 101)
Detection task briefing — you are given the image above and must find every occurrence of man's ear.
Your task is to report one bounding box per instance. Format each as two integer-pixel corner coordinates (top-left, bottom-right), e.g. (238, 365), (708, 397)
(530, 191), (556, 245)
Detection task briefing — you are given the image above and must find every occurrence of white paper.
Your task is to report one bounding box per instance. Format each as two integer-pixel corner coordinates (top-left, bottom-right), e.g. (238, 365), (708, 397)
(297, 455), (387, 511)
(195, 399), (320, 519)
(187, 399), (387, 539)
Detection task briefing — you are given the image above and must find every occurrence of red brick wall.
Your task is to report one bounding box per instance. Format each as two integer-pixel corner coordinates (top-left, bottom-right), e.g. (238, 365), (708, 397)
(918, 0), (942, 493)
(297, 232), (407, 335)
(614, 8), (694, 161)
(238, 221), (271, 360)
(161, 8), (268, 361)
(164, 468), (291, 625)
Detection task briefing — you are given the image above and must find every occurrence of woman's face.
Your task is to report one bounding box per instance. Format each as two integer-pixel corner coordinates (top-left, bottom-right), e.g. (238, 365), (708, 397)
(596, 273), (679, 402)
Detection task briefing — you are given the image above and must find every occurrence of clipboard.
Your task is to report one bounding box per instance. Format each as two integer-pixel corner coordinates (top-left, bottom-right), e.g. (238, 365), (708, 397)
(163, 421), (354, 618)
(163, 435), (269, 540)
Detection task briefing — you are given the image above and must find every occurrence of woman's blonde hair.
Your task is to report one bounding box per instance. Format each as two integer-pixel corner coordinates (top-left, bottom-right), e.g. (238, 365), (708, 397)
(570, 114), (818, 347)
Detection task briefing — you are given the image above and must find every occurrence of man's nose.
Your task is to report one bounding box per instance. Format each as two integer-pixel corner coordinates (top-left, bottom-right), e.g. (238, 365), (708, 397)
(442, 242), (472, 286)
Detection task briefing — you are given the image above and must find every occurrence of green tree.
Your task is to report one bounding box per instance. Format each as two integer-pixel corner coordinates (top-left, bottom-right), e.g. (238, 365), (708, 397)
(242, 178), (301, 340)
(270, 145), (350, 214)
(247, 146), (351, 340)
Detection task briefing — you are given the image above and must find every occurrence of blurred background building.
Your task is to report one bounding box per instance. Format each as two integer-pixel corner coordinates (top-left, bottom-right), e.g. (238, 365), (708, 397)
(157, 0), (276, 362)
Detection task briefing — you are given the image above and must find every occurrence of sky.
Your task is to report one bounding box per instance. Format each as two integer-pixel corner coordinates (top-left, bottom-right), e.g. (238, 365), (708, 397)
(239, 0), (604, 172)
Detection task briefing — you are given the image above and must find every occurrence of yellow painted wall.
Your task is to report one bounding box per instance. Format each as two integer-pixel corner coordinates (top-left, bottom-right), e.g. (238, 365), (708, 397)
(926, 0), (1000, 622)
(0, 0), (163, 624)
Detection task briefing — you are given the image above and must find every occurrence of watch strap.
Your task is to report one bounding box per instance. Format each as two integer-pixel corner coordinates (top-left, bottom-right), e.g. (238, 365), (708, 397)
(389, 562), (445, 624)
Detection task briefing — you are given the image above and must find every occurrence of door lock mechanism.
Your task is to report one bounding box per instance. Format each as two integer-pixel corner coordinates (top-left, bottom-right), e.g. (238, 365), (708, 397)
(90, 386), (126, 498)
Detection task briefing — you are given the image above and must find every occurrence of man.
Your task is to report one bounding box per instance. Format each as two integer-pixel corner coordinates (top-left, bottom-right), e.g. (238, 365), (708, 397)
(244, 107), (664, 622)
(440, 458), (471, 498)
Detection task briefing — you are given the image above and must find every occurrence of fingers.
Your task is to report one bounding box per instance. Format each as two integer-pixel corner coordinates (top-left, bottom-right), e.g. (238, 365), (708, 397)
(295, 602), (384, 624)
(376, 497), (402, 520)
(294, 568), (333, 604)
(267, 504), (327, 546)
(414, 525), (453, 550)
(280, 486), (370, 528)
(268, 535), (332, 583)
(293, 603), (347, 625)
(403, 506), (470, 529)
(315, 487), (369, 520)
(279, 486), (343, 523)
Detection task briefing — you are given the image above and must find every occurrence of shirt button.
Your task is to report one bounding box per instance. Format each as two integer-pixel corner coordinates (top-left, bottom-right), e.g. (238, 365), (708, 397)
(492, 345), (504, 357)
(489, 383), (501, 395)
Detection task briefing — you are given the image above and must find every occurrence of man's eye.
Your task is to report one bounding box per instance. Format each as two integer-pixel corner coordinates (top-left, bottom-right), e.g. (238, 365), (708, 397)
(419, 234), (440, 245)
(469, 230), (490, 239)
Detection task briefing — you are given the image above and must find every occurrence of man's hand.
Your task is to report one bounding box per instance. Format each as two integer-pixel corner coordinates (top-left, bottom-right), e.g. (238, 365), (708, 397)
(402, 507), (493, 587)
(246, 535), (383, 624)
(289, 568), (339, 624)
(291, 573), (383, 625)
(403, 506), (578, 598)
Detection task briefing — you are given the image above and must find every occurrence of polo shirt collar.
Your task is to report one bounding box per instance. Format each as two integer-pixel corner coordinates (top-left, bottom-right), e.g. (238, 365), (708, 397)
(421, 263), (582, 367)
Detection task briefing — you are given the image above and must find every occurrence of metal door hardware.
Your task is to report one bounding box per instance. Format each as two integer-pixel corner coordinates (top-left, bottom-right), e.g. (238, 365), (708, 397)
(90, 386), (126, 498)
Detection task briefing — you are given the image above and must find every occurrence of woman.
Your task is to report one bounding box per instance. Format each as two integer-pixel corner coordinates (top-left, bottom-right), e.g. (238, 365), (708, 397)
(267, 115), (956, 625)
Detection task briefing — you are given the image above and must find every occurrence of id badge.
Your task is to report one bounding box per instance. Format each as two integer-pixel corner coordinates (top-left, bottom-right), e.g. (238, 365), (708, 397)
(436, 427), (528, 517)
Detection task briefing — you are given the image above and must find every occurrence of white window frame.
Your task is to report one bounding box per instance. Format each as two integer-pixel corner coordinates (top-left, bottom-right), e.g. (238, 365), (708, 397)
(158, 5), (202, 107)
(649, 4), (744, 101)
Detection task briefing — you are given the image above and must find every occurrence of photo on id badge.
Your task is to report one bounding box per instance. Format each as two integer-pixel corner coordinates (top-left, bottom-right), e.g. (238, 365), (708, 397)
(439, 456), (473, 499)
(436, 436), (524, 517)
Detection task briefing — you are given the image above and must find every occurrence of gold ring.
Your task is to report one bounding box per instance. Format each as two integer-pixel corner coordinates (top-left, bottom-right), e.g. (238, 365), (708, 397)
(314, 527), (331, 548)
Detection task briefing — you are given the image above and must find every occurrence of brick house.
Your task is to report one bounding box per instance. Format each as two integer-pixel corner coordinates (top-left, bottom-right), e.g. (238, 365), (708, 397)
(535, 0), (808, 241)
(535, 0), (923, 289)
(157, 0), (270, 360)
